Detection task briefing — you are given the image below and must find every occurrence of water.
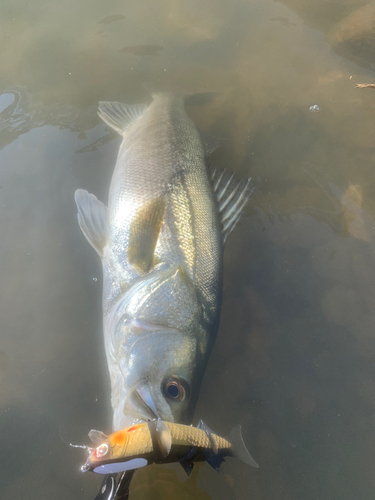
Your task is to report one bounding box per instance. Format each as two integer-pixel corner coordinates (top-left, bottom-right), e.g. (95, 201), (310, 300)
(1, 0), (375, 498)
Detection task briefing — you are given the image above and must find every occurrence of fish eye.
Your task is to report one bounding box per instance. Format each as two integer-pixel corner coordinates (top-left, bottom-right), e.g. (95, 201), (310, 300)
(163, 377), (188, 402)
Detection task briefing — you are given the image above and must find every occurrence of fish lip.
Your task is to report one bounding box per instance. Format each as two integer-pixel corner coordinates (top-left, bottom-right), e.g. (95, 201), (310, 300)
(122, 381), (161, 422)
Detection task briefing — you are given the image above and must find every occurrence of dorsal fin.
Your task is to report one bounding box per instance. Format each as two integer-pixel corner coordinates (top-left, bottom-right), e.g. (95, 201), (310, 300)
(211, 169), (253, 244)
(75, 189), (108, 257)
(88, 429), (108, 445)
(127, 197), (165, 272)
(98, 101), (148, 135)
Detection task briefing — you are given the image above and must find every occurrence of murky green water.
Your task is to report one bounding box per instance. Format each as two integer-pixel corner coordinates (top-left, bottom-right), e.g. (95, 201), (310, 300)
(1, 0), (375, 498)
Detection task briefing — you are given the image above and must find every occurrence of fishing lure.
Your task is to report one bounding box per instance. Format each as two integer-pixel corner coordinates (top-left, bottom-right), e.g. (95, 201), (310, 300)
(80, 420), (258, 476)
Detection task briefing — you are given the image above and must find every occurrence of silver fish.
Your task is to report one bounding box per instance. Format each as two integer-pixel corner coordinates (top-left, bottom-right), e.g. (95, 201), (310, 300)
(75, 93), (252, 431)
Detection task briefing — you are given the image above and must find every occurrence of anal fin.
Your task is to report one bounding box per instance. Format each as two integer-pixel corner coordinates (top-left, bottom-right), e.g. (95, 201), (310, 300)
(75, 189), (108, 257)
(206, 455), (225, 472)
(179, 459), (194, 477)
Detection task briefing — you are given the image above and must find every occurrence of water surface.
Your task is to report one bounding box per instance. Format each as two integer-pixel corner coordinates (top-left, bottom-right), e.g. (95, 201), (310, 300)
(1, 0), (375, 498)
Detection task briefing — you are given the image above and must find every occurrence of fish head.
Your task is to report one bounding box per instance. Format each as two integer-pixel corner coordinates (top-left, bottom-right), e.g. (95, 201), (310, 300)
(111, 327), (203, 430)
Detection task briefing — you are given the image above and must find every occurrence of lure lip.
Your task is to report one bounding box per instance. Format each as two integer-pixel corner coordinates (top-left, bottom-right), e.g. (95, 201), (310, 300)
(80, 451), (151, 474)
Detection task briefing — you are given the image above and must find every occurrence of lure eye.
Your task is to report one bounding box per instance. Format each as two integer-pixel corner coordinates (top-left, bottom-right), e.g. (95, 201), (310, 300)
(94, 443), (109, 458)
(163, 377), (188, 402)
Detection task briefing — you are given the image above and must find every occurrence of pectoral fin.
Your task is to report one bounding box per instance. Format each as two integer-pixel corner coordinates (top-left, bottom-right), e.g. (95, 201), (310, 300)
(149, 420), (172, 458)
(127, 198), (165, 272)
(155, 420), (172, 458)
(75, 189), (108, 257)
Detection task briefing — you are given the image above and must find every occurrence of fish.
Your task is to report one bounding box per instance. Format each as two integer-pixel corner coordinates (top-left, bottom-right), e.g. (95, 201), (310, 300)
(74, 93), (253, 431)
(80, 420), (258, 475)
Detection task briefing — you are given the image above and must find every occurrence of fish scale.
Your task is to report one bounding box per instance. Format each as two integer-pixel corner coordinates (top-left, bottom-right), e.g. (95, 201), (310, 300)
(165, 422), (229, 449)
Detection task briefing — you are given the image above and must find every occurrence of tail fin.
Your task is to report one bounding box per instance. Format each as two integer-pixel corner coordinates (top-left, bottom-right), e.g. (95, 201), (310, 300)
(228, 425), (259, 468)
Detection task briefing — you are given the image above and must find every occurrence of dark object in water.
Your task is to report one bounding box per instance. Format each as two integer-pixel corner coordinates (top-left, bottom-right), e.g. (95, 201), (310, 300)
(119, 45), (164, 56)
(94, 471), (135, 500)
(97, 15), (125, 25)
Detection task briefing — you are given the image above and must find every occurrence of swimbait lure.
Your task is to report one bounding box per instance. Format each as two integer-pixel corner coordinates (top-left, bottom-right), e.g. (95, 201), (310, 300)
(80, 419), (258, 476)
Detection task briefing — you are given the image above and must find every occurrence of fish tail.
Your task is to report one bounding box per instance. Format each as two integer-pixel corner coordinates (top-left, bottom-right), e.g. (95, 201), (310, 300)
(228, 425), (259, 468)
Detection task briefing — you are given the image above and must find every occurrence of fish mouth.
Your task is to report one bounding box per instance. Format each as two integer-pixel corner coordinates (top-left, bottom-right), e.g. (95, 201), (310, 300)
(121, 381), (161, 423)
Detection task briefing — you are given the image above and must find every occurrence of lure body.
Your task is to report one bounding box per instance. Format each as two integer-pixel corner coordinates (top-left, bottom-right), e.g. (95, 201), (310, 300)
(81, 420), (258, 475)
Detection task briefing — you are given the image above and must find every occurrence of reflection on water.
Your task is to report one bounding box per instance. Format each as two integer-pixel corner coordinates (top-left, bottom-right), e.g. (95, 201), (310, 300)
(0, 88), (98, 150)
(1, 0), (375, 499)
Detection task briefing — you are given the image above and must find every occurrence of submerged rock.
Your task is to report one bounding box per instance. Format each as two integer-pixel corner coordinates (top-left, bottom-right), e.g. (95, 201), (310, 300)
(327, 3), (375, 68)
